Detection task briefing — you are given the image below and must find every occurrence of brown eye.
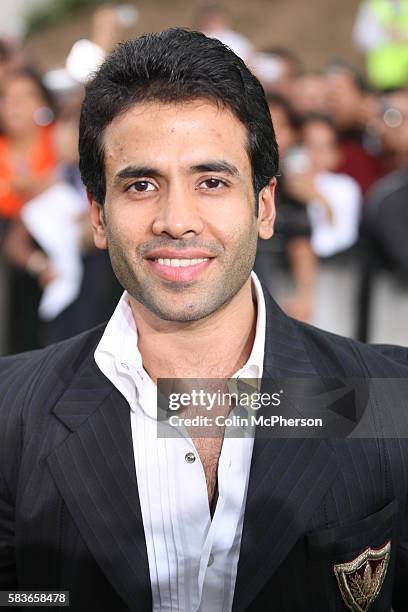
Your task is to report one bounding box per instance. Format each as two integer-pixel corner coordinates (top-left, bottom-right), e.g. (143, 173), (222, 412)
(200, 178), (226, 189)
(128, 181), (155, 192)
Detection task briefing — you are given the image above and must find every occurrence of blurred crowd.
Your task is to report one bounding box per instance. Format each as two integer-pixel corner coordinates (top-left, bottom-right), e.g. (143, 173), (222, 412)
(0, 1), (408, 355)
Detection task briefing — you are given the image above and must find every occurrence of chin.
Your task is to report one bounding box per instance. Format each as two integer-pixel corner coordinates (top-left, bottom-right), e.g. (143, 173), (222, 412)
(131, 282), (237, 322)
(140, 295), (219, 322)
(151, 306), (210, 323)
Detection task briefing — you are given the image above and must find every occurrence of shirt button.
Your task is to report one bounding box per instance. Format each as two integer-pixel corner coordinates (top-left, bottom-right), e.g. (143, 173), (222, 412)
(120, 362), (129, 370)
(185, 452), (196, 464)
(208, 553), (214, 566)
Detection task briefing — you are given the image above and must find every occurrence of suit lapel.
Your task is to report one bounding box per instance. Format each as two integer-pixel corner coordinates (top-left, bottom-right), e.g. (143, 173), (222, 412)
(47, 357), (152, 612)
(232, 289), (339, 612)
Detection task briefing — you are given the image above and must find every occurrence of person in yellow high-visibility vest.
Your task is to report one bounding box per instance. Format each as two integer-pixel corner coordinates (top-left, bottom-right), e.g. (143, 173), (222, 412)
(354, 0), (408, 89)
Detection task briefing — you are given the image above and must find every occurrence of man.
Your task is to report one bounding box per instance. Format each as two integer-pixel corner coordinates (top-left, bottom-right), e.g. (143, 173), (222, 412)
(0, 29), (408, 612)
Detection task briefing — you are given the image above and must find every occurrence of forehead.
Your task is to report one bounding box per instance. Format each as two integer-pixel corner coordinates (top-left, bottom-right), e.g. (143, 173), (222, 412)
(4, 76), (38, 95)
(303, 121), (336, 140)
(103, 99), (250, 175)
(327, 72), (359, 94)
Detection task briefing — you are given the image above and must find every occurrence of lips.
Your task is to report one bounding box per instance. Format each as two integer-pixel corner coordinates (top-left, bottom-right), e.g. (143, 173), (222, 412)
(146, 254), (214, 282)
(145, 248), (214, 259)
(155, 257), (209, 267)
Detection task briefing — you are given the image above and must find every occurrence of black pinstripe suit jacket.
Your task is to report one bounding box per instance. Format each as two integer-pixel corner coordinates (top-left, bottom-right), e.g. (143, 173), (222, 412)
(1, 288), (408, 611)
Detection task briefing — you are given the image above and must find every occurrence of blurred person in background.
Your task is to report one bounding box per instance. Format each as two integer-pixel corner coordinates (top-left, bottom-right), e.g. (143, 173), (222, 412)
(194, 3), (254, 64)
(3, 106), (122, 348)
(43, 110), (122, 345)
(356, 88), (408, 342)
(285, 114), (362, 335)
(285, 114), (361, 259)
(290, 71), (328, 117)
(66, 3), (138, 84)
(354, 0), (408, 90)
(255, 94), (316, 323)
(0, 66), (58, 352)
(0, 39), (26, 353)
(364, 88), (408, 276)
(0, 66), (56, 220)
(372, 88), (408, 172)
(325, 61), (384, 194)
(256, 47), (301, 98)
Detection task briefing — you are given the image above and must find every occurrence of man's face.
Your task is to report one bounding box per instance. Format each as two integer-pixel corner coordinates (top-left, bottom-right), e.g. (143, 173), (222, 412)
(90, 99), (275, 322)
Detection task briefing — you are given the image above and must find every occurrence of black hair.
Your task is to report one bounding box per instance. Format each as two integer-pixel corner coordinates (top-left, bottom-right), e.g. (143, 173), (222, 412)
(0, 39), (11, 64)
(79, 27), (278, 206)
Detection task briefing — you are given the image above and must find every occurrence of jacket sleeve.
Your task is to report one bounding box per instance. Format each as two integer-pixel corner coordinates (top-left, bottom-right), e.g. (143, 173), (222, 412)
(0, 470), (16, 588)
(0, 352), (38, 588)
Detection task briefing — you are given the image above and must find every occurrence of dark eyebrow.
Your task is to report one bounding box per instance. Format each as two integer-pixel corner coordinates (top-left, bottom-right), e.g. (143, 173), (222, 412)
(114, 166), (162, 185)
(114, 160), (240, 186)
(190, 161), (240, 177)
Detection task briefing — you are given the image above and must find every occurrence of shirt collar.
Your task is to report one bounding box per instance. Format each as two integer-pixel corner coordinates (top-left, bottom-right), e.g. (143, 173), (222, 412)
(94, 271), (266, 413)
(95, 288), (144, 375)
(234, 271), (265, 380)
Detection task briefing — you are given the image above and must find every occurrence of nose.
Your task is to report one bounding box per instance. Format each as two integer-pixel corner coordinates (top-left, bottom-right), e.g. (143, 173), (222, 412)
(152, 184), (205, 238)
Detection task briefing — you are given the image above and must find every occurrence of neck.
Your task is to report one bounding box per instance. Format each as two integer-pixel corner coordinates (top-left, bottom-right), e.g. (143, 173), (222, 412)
(9, 125), (39, 151)
(129, 277), (257, 381)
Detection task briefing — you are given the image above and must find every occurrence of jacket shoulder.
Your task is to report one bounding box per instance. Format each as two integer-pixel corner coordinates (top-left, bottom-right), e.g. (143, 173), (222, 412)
(296, 319), (408, 376)
(0, 322), (106, 368)
(0, 324), (106, 417)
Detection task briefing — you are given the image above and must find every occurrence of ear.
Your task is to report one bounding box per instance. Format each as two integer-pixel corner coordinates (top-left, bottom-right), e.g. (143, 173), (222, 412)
(88, 192), (108, 249)
(257, 177), (276, 240)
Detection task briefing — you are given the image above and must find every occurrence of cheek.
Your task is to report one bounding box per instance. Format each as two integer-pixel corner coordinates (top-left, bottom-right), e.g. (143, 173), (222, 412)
(108, 216), (139, 246)
(206, 208), (252, 240)
(105, 198), (149, 236)
(207, 207), (257, 248)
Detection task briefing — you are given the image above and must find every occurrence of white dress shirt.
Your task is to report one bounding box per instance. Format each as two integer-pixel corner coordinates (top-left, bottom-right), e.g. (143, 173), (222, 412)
(94, 272), (266, 612)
